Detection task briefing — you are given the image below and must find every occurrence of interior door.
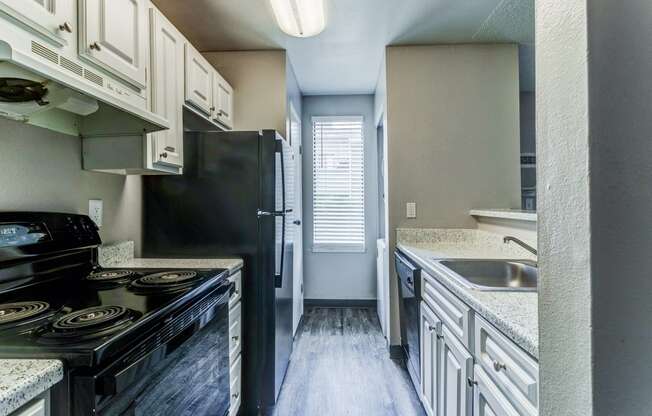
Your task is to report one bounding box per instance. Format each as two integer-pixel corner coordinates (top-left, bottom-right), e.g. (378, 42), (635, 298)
(149, 7), (183, 167)
(79, 0), (147, 89)
(289, 104), (303, 335)
(0, 0), (75, 47)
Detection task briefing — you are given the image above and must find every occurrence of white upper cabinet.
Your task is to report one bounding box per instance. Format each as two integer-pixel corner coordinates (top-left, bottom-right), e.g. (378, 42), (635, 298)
(148, 7), (183, 168)
(79, 0), (148, 89)
(0, 0), (75, 48)
(212, 70), (234, 129)
(184, 44), (213, 115)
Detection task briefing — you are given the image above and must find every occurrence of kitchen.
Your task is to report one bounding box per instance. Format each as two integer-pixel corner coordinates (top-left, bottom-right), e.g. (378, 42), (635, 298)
(0, 1), (650, 416)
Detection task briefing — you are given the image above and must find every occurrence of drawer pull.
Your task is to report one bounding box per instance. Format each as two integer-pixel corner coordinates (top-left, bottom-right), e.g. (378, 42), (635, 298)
(428, 325), (436, 332)
(164, 146), (176, 152)
(59, 22), (73, 33)
(467, 377), (477, 387)
(159, 152), (168, 159)
(493, 360), (507, 372)
(90, 41), (101, 51)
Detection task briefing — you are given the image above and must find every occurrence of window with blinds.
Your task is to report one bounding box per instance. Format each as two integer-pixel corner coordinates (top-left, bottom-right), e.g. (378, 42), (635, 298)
(312, 116), (365, 252)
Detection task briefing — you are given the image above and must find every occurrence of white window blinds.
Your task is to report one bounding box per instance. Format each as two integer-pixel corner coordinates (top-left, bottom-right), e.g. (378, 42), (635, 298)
(312, 116), (365, 252)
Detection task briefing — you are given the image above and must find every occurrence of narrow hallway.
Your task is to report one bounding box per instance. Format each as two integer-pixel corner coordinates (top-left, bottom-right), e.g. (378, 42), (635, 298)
(274, 307), (425, 415)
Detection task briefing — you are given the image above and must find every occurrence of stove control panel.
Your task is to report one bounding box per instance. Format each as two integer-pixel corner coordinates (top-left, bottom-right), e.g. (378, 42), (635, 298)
(0, 222), (51, 248)
(0, 213), (101, 260)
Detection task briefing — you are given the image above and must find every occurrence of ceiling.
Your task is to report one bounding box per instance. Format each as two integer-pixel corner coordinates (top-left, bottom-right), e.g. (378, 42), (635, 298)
(152, 0), (534, 95)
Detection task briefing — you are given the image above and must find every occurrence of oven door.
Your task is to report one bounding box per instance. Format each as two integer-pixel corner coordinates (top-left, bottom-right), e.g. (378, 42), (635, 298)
(79, 282), (233, 416)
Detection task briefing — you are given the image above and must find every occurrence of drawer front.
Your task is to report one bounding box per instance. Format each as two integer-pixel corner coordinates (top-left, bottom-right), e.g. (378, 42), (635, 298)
(13, 397), (46, 416)
(474, 365), (520, 416)
(229, 301), (242, 363)
(229, 271), (242, 309)
(474, 315), (538, 415)
(422, 271), (472, 348)
(229, 355), (242, 416)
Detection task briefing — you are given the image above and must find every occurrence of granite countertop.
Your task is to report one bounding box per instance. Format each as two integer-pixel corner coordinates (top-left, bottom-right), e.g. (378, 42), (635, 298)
(397, 228), (539, 359)
(0, 360), (63, 416)
(98, 241), (243, 274)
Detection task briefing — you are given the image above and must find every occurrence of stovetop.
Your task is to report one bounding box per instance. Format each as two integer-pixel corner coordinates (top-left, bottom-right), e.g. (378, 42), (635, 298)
(0, 266), (229, 367)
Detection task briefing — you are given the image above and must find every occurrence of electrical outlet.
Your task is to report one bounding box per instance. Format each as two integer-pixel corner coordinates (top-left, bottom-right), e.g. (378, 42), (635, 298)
(89, 199), (103, 227)
(406, 202), (417, 219)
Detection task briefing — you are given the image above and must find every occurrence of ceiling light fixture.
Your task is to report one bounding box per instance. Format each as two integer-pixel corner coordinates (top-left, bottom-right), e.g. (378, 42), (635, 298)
(270, 0), (326, 38)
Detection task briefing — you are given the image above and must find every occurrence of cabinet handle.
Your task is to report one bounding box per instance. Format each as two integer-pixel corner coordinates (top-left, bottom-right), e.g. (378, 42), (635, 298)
(427, 325), (436, 332)
(231, 336), (239, 342)
(232, 393), (239, 399)
(217, 109), (224, 116)
(210, 106), (216, 112)
(164, 146), (176, 152)
(90, 42), (102, 51)
(493, 360), (507, 372)
(467, 377), (478, 387)
(59, 22), (73, 33)
(159, 152), (168, 159)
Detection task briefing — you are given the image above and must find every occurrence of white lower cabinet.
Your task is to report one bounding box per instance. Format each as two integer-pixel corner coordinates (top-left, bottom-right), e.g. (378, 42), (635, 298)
(474, 365), (519, 416)
(228, 271), (242, 416)
(420, 302), (441, 416)
(418, 268), (539, 416)
(439, 326), (473, 416)
(9, 392), (49, 416)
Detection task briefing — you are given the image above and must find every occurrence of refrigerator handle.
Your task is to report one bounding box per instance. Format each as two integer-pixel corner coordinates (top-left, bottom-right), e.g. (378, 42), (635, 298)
(275, 139), (287, 288)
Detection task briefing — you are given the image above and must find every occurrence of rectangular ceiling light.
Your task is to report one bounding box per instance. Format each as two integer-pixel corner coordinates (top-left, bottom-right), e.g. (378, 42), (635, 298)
(270, 0), (326, 38)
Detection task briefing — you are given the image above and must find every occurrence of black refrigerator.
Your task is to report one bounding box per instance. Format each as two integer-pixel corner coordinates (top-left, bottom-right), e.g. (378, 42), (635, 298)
(142, 130), (294, 415)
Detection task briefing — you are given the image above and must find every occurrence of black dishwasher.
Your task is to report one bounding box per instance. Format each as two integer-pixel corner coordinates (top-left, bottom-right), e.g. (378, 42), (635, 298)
(395, 249), (422, 390)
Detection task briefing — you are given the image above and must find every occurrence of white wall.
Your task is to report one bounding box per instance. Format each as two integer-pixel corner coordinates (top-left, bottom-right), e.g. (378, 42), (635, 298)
(538, 0), (652, 414)
(382, 44), (522, 345)
(302, 95), (379, 300)
(0, 118), (143, 252)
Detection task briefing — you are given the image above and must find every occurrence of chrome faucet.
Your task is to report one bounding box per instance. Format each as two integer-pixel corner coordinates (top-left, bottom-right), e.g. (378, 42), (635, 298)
(503, 236), (537, 256)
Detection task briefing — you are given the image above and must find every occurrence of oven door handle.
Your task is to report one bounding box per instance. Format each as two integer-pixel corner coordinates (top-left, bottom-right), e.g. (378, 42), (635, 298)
(97, 289), (231, 396)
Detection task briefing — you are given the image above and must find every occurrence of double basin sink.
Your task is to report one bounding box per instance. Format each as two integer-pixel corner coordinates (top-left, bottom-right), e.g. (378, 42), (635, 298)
(434, 259), (538, 292)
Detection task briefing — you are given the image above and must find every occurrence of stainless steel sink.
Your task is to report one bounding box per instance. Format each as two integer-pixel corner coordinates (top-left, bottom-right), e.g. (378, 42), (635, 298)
(435, 259), (538, 292)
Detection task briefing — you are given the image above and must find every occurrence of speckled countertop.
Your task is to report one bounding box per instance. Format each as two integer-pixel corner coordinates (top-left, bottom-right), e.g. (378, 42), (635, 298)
(397, 228), (539, 359)
(0, 360), (63, 416)
(98, 241), (243, 273)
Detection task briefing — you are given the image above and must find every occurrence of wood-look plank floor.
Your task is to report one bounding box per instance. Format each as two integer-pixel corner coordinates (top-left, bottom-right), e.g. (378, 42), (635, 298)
(273, 307), (426, 416)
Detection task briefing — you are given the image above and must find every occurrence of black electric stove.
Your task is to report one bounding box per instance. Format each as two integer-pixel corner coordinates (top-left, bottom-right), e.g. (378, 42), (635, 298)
(0, 212), (233, 416)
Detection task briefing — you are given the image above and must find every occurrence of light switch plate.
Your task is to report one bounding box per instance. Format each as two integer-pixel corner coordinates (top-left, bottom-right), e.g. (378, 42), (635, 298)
(89, 199), (103, 227)
(406, 202), (417, 219)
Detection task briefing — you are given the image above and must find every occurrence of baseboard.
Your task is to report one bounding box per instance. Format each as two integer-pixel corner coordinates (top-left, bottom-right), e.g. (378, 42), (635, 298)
(389, 344), (404, 361)
(303, 299), (377, 308)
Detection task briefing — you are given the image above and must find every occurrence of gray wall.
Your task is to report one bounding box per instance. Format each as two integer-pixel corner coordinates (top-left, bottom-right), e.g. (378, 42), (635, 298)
(0, 118), (143, 251)
(204, 50), (288, 137)
(302, 95), (379, 300)
(383, 44), (522, 345)
(538, 0), (652, 414)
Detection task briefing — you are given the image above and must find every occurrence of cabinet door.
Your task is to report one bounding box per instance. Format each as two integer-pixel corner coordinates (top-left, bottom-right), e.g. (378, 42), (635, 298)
(212, 70), (234, 129)
(149, 7), (183, 167)
(184, 44), (213, 115)
(0, 0), (75, 47)
(439, 326), (473, 416)
(420, 302), (442, 416)
(473, 365), (519, 416)
(79, 0), (147, 89)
